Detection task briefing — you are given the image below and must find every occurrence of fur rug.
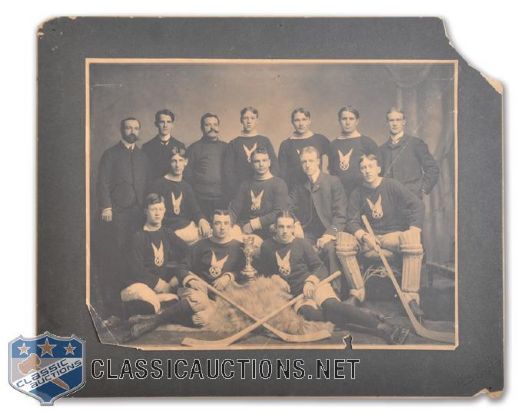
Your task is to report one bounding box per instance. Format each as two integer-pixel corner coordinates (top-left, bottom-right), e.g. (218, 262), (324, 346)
(206, 277), (334, 335)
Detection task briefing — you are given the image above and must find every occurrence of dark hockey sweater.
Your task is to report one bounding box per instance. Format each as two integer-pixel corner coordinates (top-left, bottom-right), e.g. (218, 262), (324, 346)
(257, 237), (327, 296)
(148, 177), (205, 231)
(223, 135), (280, 198)
(346, 178), (424, 235)
(184, 137), (228, 200)
(278, 134), (330, 188)
(177, 238), (246, 284)
(142, 135), (186, 180)
(328, 135), (379, 196)
(229, 176), (288, 229)
(125, 227), (173, 289)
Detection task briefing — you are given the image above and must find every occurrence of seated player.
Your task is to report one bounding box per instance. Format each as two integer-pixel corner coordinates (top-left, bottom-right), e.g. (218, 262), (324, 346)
(257, 211), (409, 344)
(338, 154), (425, 313)
(329, 106), (379, 197)
(223, 106), (280, 199)
(229, 146), (288, 239)
(177, 210), (247, 326)
(148, 147), (211, 245)
(119, 193), (188, 319)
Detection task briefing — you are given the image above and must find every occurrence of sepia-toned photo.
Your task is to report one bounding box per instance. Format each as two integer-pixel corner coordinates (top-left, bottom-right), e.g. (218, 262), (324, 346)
(86, 59), (458, 350)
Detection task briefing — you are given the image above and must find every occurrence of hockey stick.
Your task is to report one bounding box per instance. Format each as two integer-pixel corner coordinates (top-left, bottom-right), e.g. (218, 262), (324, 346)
(361, 215), (455, 344)
(187, 275), (331, 343)
(182, 271), (341, 348)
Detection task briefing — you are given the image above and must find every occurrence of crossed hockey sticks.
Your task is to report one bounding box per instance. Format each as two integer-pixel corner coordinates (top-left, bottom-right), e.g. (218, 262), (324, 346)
(361, 215), (455, 344)
(182, 271), (341, 348)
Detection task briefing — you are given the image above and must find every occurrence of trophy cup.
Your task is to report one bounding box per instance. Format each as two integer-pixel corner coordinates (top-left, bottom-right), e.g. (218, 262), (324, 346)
(241, 235), (258, 281)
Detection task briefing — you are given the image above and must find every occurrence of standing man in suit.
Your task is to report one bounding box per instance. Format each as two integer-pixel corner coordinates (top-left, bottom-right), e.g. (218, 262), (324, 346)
(97, 117), (151, 252)
(379, 108), (439, 199)
(142, 109), (186, 180)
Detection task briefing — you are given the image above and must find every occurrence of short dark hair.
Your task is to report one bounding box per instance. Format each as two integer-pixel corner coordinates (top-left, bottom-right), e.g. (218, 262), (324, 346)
(212, 209), (234, 224)
(359, 153), (381, 167)
(120, 117), (141, 131)
(275, 210), (296, 225)
(155, 109), (175, 124)
(291, 107), (311, 122)
(338, 106), (360, 120)
(251, 146), (270, 161)
(144, 193), (165, 208)
(170, 146), (187, 159)
(200, 112), (220, 130)
(386, 107), (406, 120)
(299, 145), (320, 159)
(240, 106), (259, 120)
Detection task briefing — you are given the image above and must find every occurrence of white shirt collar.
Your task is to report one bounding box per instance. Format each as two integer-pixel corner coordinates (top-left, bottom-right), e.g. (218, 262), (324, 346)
(160, 134), (171, 143)
(121, 139), (135, 151)
(390, 131), (404, 144)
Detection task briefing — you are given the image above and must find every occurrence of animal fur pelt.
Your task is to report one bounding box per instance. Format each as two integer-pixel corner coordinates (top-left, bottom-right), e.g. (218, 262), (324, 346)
(205, 277), (334, 336)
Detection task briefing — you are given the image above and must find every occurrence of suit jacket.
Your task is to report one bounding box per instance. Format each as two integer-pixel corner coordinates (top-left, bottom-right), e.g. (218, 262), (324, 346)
(97, 141), (151, 211)
(289, 172), (347, 237)
(379, 134), (440, 198)
(142, 135), (186, 180)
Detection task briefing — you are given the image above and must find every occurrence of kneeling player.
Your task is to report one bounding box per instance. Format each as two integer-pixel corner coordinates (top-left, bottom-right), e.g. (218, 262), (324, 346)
(148, 147), (211, 245)
(177, 210), (247, 326)
(257, 211), (409, 344)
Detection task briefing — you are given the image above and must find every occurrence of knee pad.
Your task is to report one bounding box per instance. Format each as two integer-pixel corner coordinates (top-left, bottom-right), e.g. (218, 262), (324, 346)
(399, 230), (423, 303)
(335, 232), (365, 302)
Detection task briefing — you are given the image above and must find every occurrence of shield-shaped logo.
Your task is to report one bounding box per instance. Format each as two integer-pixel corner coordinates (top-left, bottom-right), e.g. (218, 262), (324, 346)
(8, 332), (85, 405)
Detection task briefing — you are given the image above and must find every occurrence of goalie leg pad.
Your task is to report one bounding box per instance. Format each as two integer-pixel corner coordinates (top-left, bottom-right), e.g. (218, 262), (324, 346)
(399, 229), (424, 304)
(336, 232), (365, 302)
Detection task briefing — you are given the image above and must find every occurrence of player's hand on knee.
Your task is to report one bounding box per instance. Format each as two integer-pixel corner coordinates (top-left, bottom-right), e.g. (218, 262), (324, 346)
(213, 272), (233, 290)
(154, 278), (170, 294)
(187, 277), (207, 293)
(317, 234), (335, 249)
(198, 218), (212, 238)
(362, 233), (380, 252)
(272, 274), (291, 293)
(303, 276), (319, 299)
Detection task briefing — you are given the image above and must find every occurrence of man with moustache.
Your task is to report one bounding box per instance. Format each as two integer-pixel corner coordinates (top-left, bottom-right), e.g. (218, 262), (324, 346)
(184, 113), (229, 219)
(142, 109), (186, 180)
(379, 107), (439, 199)
(329, 106), (379, 197)
(97, 117), (151, 252)
(223, 106), (279, 199)
(278, 108), (330, 189)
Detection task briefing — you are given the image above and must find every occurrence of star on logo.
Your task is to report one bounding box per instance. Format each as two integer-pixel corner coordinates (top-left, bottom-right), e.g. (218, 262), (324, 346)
(64, 342), (76, 356)
(37, 338), (56, 357)
(17, 342), (30, 356)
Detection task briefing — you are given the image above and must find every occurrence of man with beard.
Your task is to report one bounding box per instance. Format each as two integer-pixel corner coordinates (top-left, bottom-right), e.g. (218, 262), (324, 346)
(176, 210), (246, 326)
(223, 107), (279, 199)
(257, 211), (409, 344)
(148, 147), (211, 246)
(229, 146), (288, 239)
(339, 154), (425, 314)
(278, 108), (330, 189)
(142, 109), (186, 180)
(184, 113), (229, 219)
(97, 117), (151, 252)
(379, 108), (439, 199)
(329, 106), (379, 197)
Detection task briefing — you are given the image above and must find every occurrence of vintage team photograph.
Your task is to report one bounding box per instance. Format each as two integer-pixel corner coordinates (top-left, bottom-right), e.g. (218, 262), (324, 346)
(86, 59), (458, 350)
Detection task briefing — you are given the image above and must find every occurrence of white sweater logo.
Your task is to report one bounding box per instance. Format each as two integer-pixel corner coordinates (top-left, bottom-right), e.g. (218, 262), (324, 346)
(171, 191), (183, 215)
(243, 143), (258, 162)
(275, 250), (292, 277)
(338, 148), (354, 171)
(151, 241), (164, 267)
(209, 250), (229, 278)
(250, 189), (264, 211)
(367, 195), (384, 219)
